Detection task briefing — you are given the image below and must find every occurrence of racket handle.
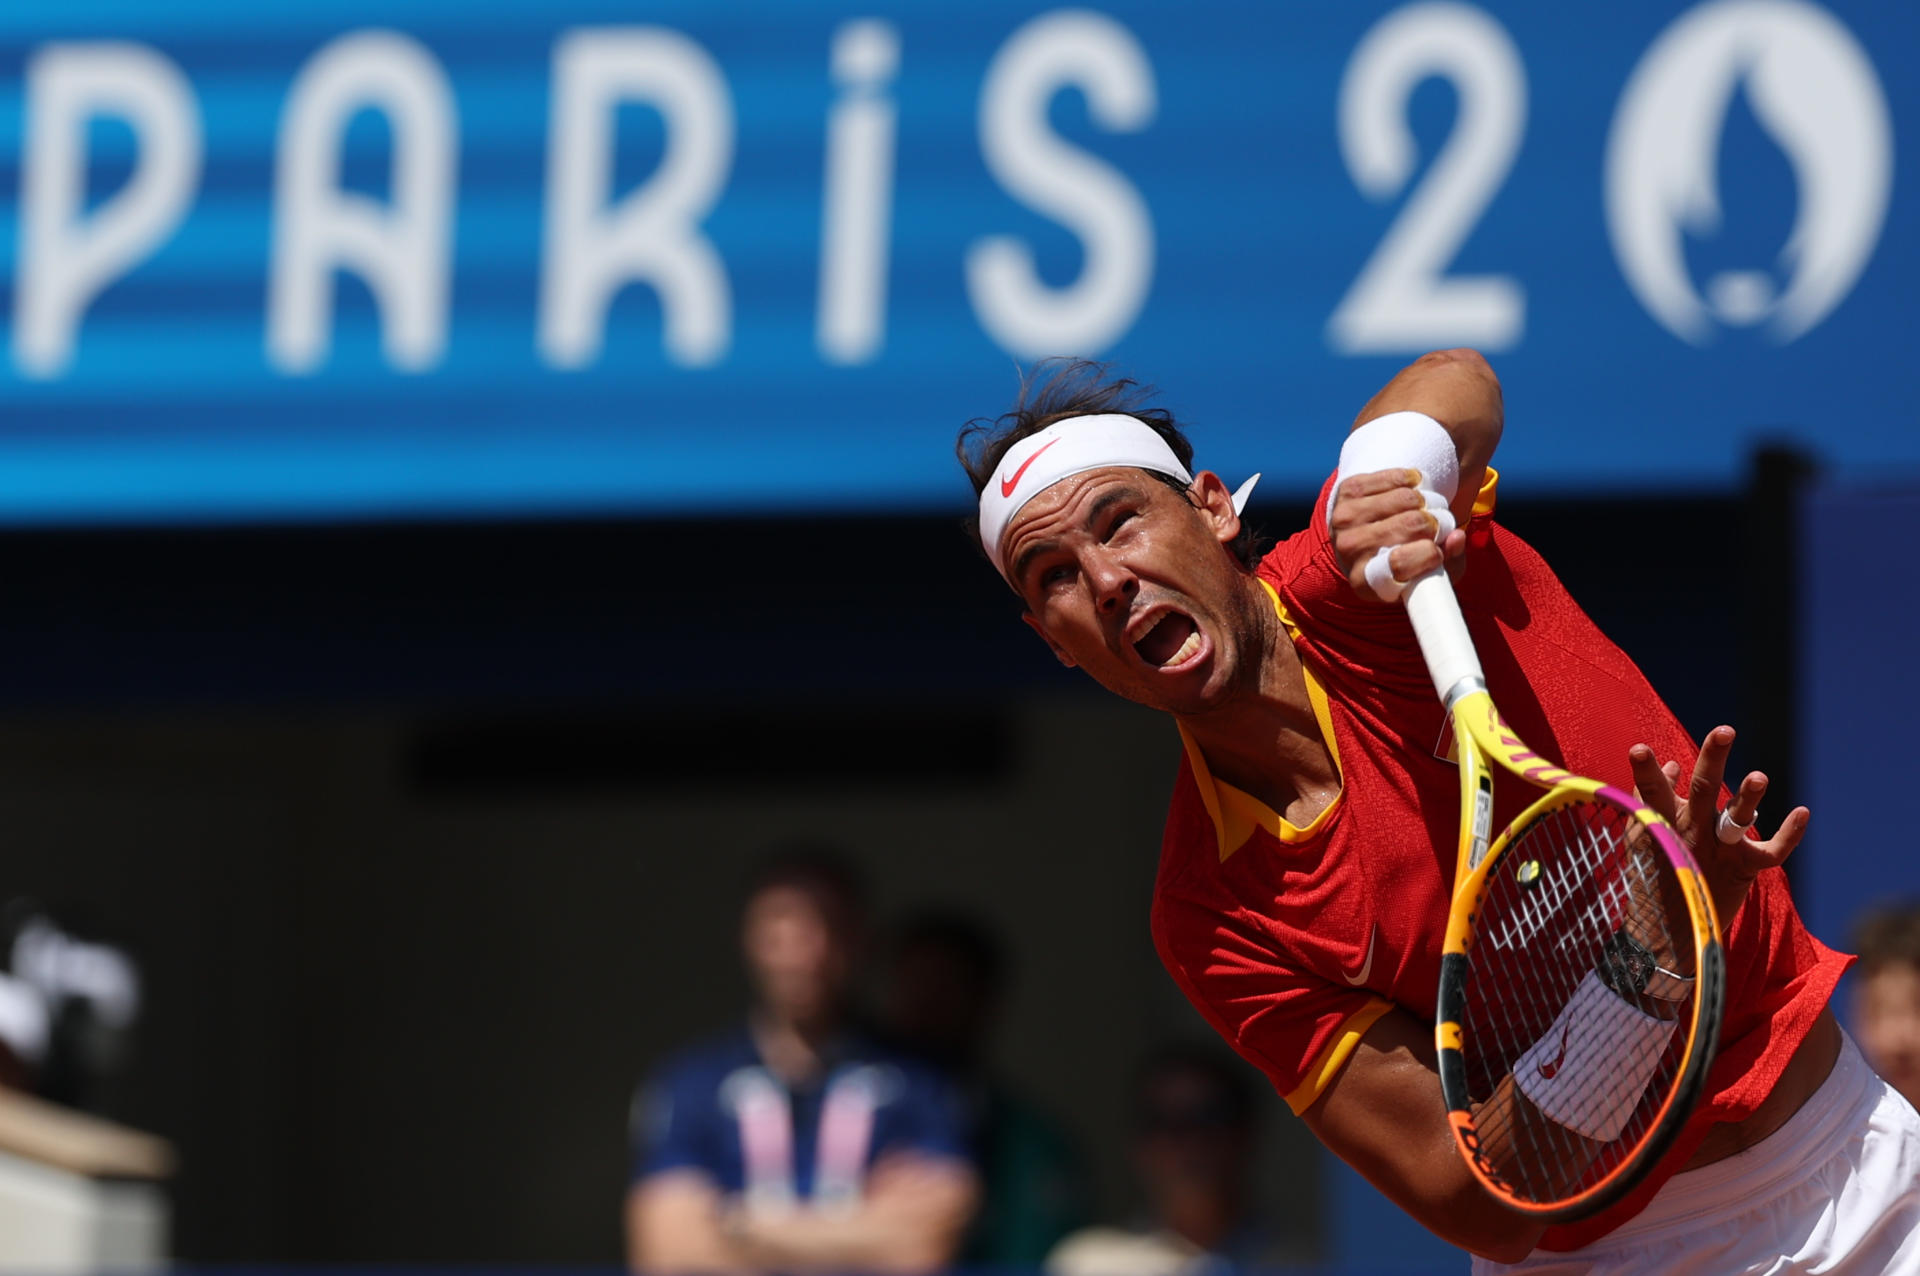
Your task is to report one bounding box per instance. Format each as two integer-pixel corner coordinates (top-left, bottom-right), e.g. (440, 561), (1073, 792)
(1403, 569), (1485, 707)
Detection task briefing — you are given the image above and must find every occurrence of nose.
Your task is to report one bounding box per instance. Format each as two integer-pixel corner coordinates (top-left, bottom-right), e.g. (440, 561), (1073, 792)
(1088, 549), (1139, 615)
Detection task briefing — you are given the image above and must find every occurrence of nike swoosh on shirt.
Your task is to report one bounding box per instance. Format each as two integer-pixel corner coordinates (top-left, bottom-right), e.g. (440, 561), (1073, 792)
(1536, 1018), (1574, 1080)
(999, 437), (1062, 498)
(1342, 927), (1377, 986)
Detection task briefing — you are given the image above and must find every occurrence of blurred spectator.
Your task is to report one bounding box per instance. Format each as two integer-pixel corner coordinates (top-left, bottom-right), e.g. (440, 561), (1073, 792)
(0, 900), (141, 1110)
(625, 847), (978, 1274)
(1853, 903), (1920, 1110)
(1046, 1045), (1300, 1276)
(879, 910), (1087, 1265)
(0, 970), (45, 1091)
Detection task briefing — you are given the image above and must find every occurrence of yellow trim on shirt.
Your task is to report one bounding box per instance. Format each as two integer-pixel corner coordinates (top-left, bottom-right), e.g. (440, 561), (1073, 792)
(1175, 580), (1344, 862)
(1472, 466), (1499, 518)
(1284, 997), (1395, 1115)
(1180, 466), (1500, 862)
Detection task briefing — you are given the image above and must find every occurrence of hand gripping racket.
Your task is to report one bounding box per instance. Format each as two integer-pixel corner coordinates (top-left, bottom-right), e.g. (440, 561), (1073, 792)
(1403, 568), (1724, 1222)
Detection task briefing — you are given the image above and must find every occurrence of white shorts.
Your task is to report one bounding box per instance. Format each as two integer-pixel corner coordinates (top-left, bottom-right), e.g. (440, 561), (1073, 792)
(1475, 1031), (1920, 1275)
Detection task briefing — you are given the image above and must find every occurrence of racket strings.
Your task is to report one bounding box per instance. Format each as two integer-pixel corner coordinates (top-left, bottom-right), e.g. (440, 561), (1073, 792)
(1459, 800), (1697, 1204)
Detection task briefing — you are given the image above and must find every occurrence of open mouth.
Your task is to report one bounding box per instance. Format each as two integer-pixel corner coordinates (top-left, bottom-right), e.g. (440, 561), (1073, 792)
(1134, 611), (1202, 668)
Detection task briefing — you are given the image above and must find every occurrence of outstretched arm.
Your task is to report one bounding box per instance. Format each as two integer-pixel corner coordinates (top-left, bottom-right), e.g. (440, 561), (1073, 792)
(1302, 1006), (1548, 1264)
(1298, 724), (1806, 1262)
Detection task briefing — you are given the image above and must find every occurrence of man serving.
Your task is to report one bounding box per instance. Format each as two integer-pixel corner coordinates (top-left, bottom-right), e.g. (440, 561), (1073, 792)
(955, 350), (1920, 1270)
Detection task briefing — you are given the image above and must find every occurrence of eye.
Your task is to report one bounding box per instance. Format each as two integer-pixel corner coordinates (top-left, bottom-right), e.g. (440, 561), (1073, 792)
(1039, 562), (1076, 590)
(1103, 509), (1139, 541)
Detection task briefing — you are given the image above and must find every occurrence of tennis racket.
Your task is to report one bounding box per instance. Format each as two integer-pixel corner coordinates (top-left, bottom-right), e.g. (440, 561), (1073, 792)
(1402, 568), (1724, 1222)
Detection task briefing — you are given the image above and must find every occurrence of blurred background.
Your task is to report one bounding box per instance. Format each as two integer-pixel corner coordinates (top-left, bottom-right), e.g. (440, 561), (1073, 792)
(0, 0), (1916, 1271)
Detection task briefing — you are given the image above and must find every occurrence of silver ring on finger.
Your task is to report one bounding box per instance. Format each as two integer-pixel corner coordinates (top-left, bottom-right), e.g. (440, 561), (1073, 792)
(1715, 808), (1753, 845)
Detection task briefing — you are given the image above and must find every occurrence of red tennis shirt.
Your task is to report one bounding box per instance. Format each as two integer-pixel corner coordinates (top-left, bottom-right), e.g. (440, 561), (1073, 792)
(1150, 472), (1850, 1252)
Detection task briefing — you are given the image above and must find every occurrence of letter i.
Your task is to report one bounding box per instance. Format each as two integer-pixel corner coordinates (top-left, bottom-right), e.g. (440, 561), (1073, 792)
(816, 20), (899, 366)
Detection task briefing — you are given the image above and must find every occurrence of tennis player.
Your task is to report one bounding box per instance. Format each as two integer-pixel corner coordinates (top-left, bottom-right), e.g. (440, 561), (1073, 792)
(956, 350), (1920, 1271)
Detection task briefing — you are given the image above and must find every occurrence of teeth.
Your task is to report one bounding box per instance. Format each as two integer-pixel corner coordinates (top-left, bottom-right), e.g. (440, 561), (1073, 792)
(1167, 627), (1202, 666)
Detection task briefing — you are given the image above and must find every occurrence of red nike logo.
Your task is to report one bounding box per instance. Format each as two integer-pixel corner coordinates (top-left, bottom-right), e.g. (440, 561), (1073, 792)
(1536, 1019), (1574, 1080)
(1000, 437), (1062, 498)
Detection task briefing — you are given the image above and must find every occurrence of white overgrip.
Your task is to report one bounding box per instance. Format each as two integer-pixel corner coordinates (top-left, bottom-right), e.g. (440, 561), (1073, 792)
(1403, 570), (1485, 708)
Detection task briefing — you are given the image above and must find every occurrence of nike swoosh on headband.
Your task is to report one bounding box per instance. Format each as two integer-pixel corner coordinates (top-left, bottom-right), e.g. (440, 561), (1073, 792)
(999, 437), (1061, 498)
(978, 413), (1262, 582)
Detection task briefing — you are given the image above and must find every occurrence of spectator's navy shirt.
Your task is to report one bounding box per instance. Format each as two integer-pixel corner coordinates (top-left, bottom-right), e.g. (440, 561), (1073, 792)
(631, 1027), (969, 1208)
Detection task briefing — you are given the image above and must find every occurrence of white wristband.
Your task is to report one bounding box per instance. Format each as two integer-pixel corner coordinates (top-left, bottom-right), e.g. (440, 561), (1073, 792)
(1513, 970), (1677, 1143)
(1330, 411), (1460, 515)
(1332, 413), (1460, 601)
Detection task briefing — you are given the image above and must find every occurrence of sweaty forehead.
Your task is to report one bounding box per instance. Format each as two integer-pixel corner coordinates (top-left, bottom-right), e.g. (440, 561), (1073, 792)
(1001, 467), (1158, 570)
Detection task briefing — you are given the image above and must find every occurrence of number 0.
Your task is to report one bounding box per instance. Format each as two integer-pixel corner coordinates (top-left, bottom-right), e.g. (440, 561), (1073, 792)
(1327, 3), (1527, 354)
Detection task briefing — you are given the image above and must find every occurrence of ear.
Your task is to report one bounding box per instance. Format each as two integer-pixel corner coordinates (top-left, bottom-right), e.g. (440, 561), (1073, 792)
(1189, 470), (1243, 547)
(1022, 611), (1078, 668)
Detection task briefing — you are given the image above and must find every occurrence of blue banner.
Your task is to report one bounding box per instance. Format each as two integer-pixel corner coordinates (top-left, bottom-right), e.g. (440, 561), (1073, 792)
(0, 0), (1910, 523)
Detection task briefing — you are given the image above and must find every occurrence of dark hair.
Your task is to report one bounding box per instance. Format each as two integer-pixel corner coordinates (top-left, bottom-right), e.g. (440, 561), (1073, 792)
(955, 358), (1264, 574)
(891, 909), (1007, 999)
(1854, 903), (1920, 976)
(1132, 1041), (1256, 1132)
(742, 843), (868, 932)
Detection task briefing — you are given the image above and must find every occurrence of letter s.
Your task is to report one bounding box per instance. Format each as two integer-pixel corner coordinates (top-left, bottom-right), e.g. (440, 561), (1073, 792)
(967, 10), (1156, 360)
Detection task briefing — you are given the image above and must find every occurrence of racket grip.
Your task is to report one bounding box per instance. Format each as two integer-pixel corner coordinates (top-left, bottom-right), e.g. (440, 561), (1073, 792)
(1403, 569), (1485, 706)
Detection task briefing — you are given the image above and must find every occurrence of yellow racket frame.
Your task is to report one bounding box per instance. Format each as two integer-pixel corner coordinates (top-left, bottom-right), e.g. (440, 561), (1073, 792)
(1433, 687), (1725, 1220)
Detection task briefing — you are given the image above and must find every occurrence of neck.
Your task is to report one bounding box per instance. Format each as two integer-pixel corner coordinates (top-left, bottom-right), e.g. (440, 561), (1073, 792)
(750, 1009), (838, 1084)
(1174, 579), (1338, 824)
(1160, 1185), (1242, 1253)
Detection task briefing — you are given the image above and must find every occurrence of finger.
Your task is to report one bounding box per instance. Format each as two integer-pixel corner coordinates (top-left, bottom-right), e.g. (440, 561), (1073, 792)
(1334, 469), (1421, 506)
(1730, 804), (1810, 875)
(1663, 760), (1682, 788)
(1388, 539), (1444, 582)
(1629, 744), (1679, 823)
(1722, 770), (1769, 828)
(1338, 511), (1451, 569)
(1349, 539), (1446, 600)
(1688, 726), (1736, 832)
(1441, 526), (1469, 562)
(1330, 487), (1429, 540)
(1332, 503), (1440, 576)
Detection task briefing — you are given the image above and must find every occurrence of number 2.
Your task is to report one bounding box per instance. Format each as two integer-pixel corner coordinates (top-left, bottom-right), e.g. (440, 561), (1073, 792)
(1327, 3), (1527, 354)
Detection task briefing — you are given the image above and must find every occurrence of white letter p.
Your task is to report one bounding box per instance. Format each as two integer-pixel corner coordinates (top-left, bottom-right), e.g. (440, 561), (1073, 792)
(14, 43), (202, 379)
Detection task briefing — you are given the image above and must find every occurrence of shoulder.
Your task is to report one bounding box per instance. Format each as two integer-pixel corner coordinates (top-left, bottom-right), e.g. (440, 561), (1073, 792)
(645, 1028), (759, 1098)
(838, 1036), (964, 1103)
(835, 1040), (976, 1152)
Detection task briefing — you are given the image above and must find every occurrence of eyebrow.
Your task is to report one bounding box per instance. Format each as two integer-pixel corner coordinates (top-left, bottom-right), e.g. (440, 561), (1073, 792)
(1010, 483), (1145, 588)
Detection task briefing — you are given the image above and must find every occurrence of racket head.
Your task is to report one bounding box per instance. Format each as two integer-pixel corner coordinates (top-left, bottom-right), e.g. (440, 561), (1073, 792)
(1436, 778), (1725, 1222)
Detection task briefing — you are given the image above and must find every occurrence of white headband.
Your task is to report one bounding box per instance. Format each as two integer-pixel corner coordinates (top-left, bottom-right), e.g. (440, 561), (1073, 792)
(978, 414), (1260, 581)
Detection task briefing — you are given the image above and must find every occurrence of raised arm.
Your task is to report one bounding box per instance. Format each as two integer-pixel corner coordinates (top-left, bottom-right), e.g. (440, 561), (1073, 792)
(1331, 349), (1505, 601)
(1349, 347), (1503, 527)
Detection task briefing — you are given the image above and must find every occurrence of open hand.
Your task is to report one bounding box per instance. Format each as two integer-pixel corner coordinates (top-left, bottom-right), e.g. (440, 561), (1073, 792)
(1628, 725), (1809, 935)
